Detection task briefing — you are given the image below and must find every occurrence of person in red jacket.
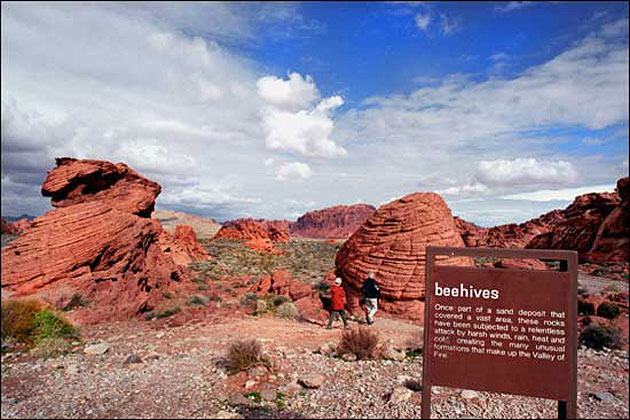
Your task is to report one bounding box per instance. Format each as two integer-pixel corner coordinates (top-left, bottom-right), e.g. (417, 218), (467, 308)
(326, 277), (349, 329)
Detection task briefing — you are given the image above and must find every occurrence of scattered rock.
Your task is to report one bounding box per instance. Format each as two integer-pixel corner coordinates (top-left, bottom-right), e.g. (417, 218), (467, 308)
(460, 389), (479, 400)
(259, 389), (277, 402)
(379, 343), (406, 362)
(318, 342), (337, 356)
(214, 410), (244, 419)
(244, 380), (257, 389)
(123, 353), (143, 365)
(84, 342), (110, 356)
(341, 352), (358, 362)
(389, 386), (413, 404)
(228, 394), (253, 407)
(299, 373), (326, 389)
(589, 391), (621, 404)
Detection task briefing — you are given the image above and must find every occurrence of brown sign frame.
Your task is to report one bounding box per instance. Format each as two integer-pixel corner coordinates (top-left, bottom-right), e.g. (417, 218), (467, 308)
(421, 247), (578, 419)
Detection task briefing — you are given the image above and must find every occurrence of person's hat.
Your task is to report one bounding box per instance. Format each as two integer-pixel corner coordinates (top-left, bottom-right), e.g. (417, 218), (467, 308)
(368, 272), (375, 279)
(334, 277), (342, 286)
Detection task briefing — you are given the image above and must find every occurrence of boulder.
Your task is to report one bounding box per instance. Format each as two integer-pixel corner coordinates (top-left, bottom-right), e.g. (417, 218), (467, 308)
(335, 192), (472, 320)
(298, 373), (326, 388)
(1, 158), (187, 325)
(290, 204), (376, 239)
(159, 224), (210, 265)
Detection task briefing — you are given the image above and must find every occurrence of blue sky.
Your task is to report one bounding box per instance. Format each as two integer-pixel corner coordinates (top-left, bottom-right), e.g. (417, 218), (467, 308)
(1, 2), (628, 226)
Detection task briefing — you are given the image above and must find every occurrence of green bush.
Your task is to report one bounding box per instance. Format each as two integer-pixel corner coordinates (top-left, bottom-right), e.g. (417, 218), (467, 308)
(34, 309), (77, 341)
(338, 327), (380, 360)
(579, 325), (623, 350)
(1, 299), (41, 341)
(186, 295), (209, 306)
(596, 302), (621, 319)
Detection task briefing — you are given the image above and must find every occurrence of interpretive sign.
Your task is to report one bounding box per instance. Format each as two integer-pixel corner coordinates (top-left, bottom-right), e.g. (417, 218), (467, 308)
(421, 247), (578, 419)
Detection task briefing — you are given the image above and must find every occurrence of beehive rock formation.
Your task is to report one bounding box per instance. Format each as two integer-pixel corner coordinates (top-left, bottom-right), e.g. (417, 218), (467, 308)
(1, 157), (188, 324)
(214, 218), (289, 242)
(335, 192), (472, 321)
(290, 204), (376, 239)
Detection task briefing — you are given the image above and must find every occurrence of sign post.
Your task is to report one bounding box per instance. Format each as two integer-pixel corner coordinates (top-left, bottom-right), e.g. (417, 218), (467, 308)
(421, 247), (578, 419)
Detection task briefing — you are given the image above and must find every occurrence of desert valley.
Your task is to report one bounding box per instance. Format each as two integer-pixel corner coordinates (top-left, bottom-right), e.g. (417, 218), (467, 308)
(1, 157), (628, 419)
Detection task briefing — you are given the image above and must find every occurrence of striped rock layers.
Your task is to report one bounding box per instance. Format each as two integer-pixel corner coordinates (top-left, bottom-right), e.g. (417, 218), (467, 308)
(335, 192), (472, 321)
(1, 158), (189, 324)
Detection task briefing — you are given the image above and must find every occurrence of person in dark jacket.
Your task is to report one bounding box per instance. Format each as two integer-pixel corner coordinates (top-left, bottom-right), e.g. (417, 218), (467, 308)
(362, 272), (380, 325)
(326, 277), (349, 329)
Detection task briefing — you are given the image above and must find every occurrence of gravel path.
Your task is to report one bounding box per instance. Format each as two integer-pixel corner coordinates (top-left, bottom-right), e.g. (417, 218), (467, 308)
(2, 315), (628, 419)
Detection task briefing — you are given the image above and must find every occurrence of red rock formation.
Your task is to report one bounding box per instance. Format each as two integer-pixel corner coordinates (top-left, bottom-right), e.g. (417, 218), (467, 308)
(335, 192), (472, 321)
(290, 204), (376, 239)
(453, 217), (488, 247)
(251, 270), (313, 301)
(159, 224), (210, 266)
(243, 238), (284, 255)
(1, 218), (31, 235)
(1, 157), (187, 325)
(527, 190), (621, 262)
(214, 218), (290, 242)
(587, 177), (629, 264)
(493, 258), (547, 270)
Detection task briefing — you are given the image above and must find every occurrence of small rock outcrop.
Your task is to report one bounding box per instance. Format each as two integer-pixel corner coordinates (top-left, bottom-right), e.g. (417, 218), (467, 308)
(587, 177), (629, 264)
(1, 158), (189, 324)
(290, 204), (376, 239)
(159, 224), (210, 266)
(335, 192), (472, 321)
(214, 218), (290, 242)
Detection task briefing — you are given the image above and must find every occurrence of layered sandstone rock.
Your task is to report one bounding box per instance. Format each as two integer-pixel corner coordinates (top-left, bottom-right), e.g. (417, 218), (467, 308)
(214, 218), (290, 242)
(159, 225), (210, 266)
(1, 218), (31, 235)
(1, 157), (188, 324)
(527, 190), (621, 262)
(335, 192), (472, 321)
(587, 177), (629, 264)
(290, 204), (376, 239)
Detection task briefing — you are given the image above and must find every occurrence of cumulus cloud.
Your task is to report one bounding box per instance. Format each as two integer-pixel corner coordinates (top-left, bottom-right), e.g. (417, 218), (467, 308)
(439, 14), (460, 36)
(258, 73), (347, 158)
(501, 184), (616, 202)
(474, 158), (578, 188)
(275, 162), (313, 181)
(437, 182), (490, 198)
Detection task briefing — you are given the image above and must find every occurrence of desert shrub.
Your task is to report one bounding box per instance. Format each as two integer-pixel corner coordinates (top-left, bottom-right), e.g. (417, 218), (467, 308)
(578, 300), (595, 316)
(186, 295), (209, 306)
(1, 299), (41, 341)
(163, 292), (173, 299)
(579, 325), (623, 350)
(156, 307), (181, 319)
(337, 327), (380, 360)
(207, 294), (222, 302)
(63, 293), (87, 311)
(275, 302), (299, 319)
(272, 295), (291, 307)
(226, 339), (270, 374)
(34, 309), (77, 341)
(596, 302), (621, 319)
(239, 293), (259, 310)
(30, 337), (73, 359)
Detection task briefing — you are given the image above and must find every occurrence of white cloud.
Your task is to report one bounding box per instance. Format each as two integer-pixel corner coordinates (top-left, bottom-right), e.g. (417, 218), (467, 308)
(439, 14), (460, 36)
(437, 182), (490, 198)
(256, 73), (320, 112)
(258, 73), (347, 158)
(495, 2), (534, 13)
(475, 158), (578, 188)
(415, 12), (431, 31)
(581, 137), (604, 146)
(275, 162), (313, 181)
(501, 184), (616, 202)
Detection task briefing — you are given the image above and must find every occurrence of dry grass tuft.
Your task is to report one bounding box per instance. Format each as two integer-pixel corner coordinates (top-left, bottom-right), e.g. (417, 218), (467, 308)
(226, 339), (271, 374)
(337, 327), (380, 360)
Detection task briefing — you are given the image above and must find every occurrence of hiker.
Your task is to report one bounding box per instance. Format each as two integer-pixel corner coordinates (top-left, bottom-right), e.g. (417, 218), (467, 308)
(326, 277), (349, 329)
(362, 272), (381, 325)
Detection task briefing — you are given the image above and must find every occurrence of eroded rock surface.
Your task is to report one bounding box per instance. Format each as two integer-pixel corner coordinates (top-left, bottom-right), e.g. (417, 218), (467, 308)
(290, 204), (376, 239)
(214, 219), (290, 242)
(1, 157), (188, 324)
